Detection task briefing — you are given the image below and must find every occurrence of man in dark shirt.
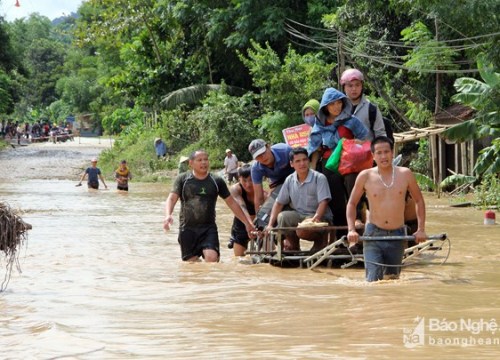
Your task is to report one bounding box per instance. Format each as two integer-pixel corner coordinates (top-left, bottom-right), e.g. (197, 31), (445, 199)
(163, 150), (256, 262)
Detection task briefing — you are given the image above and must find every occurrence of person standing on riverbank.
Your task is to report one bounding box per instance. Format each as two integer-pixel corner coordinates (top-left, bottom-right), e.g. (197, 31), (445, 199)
(223, 149), (239, 184)
(163, 150), (256, 262)
(77, 157), (108, 190)
(115, 160), (132, 191)
(346, 136), (426, 282)
(154, 138), (167, 159)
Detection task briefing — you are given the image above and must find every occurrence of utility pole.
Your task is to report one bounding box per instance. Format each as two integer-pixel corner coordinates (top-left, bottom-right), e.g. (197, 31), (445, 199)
(434, 17), (441, 116)
(337, 29), (345, 85)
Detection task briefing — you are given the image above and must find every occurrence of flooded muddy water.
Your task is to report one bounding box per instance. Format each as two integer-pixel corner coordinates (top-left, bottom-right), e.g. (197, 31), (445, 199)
(1, 140), (499, 359)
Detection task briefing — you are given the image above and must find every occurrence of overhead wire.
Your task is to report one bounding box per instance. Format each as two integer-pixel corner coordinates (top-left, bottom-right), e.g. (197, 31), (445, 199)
(340, 41), (479, 74)
(341, 34), (480, 70)
(284, 16), (493, 122)
(285, 18), (495, 67)
(286, 17), (500, 47)
(285, 21), (481, 122)
(286, 21), (483, 72)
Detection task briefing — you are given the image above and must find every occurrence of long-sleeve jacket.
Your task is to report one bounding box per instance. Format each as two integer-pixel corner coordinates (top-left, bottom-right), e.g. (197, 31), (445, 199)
(352, 95), (386, 141)
(307, 88), (368, 156)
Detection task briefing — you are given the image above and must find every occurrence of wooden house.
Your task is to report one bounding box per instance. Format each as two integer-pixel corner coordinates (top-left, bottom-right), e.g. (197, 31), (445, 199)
(393, 104), (484, 185)
(74, 113), (102, 137)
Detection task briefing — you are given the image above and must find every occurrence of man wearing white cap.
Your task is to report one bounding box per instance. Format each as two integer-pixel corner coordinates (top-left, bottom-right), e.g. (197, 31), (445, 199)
(223, 148), (239, 184)
(77, 157), (108, 190)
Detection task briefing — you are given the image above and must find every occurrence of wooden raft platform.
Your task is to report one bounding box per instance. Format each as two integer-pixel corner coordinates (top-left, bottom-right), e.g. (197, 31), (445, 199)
(246, 225), (449, 269)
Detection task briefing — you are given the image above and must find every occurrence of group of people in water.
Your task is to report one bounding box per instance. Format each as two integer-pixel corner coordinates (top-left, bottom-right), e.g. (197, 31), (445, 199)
(77, 158), (132, 192)
(71, 67), (427, 282)
(162, 68), (427, 282)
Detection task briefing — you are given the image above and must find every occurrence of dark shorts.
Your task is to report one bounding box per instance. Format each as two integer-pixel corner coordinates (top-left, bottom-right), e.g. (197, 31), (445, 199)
(405, 219), (418, 247)
(88, 181), (99, 189)
(178, 224), (220, 261)
(405, 219), (418, 234)
(227, 170), (238, 182)
(117, 185), (129, 191)
(229, 221), (249, 248)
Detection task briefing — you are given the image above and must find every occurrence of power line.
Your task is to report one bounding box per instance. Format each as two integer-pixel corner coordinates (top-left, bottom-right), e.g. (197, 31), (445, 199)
(286, 24), (480, 73)
(286, 17), (500, 47)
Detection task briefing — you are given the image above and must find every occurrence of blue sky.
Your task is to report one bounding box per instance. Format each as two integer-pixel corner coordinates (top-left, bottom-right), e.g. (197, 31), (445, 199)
(0, 0), (84, 22)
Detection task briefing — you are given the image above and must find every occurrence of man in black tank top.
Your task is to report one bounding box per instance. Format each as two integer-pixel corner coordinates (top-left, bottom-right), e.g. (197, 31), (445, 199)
(227, 165), (263, 256)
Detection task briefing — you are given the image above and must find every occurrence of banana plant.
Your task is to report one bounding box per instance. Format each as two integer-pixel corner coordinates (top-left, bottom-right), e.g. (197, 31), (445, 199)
(442, 54), (500, 176)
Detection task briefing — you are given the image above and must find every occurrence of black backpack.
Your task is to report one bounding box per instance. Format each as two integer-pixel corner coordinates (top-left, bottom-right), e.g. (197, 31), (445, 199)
(368, 103), (394, 143)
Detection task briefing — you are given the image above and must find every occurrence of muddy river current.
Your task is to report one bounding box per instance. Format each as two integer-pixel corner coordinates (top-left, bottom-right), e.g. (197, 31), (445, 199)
(1, 138), (499, 359)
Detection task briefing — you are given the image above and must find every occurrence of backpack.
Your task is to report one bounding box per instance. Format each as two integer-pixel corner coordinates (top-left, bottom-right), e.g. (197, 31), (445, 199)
(368, 103), (394, 143)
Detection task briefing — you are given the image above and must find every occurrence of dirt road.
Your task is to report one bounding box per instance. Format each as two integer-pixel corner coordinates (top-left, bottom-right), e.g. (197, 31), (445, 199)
(0, 136), (114, 181)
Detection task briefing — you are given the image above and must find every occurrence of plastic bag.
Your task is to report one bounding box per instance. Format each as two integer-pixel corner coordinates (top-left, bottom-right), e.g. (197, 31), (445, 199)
(324, 138), (344, 173)
(338, 139), (373, 175)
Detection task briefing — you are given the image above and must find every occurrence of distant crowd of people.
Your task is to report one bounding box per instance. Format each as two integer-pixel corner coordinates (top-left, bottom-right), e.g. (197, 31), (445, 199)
(0, 120), (73, 144)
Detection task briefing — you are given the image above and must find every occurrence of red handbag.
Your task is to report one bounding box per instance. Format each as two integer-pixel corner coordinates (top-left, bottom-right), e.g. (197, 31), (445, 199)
(338, 139), (373, 175)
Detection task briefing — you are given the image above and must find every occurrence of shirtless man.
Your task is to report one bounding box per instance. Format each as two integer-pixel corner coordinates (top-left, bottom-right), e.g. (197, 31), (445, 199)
(228, 164), (264, 256)
(163, 150), (256, 262)
(346, 136), (427, 281)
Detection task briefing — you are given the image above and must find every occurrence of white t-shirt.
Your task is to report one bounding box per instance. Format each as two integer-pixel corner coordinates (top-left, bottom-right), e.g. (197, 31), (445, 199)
(224, 154), (238, 172)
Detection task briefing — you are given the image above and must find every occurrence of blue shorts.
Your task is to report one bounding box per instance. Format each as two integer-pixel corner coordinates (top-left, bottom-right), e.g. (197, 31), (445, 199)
(178, 224), (220, 261)
(363, 223), (406, 282)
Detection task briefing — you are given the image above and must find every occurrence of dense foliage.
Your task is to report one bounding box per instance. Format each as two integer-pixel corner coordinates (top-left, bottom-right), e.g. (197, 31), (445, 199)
(0, 0), (498, 194)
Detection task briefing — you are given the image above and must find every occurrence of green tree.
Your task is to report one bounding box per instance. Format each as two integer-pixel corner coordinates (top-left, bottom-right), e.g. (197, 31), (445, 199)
(167, 90), (260, 164)
(239, 41), (333, 141)
(442, 55), (500, 176)
(0, 70), (14, 114)
(4, 14), (69, 119)
(318, 0), (498, 131)
(75, 0), (186, 107)
(102, 106), (146, 135)
(0, 17), (15, 72)
(24, 38), (66, 107)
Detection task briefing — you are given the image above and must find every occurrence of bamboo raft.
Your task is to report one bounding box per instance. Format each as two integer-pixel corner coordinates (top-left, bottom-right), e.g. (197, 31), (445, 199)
(246, 225), (449, 269)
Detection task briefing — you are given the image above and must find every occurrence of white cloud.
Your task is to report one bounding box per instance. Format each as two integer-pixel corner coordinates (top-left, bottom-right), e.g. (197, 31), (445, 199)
(0, 0), (84, 22)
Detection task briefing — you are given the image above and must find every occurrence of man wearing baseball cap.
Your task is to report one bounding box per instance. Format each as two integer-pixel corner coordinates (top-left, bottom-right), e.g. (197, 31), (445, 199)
(77, 157), (108, 190)
(248, 139), (294, 211)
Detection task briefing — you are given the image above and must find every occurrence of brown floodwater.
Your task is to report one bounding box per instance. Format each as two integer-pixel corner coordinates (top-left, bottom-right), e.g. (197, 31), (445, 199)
(0, 142), (499, 359)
